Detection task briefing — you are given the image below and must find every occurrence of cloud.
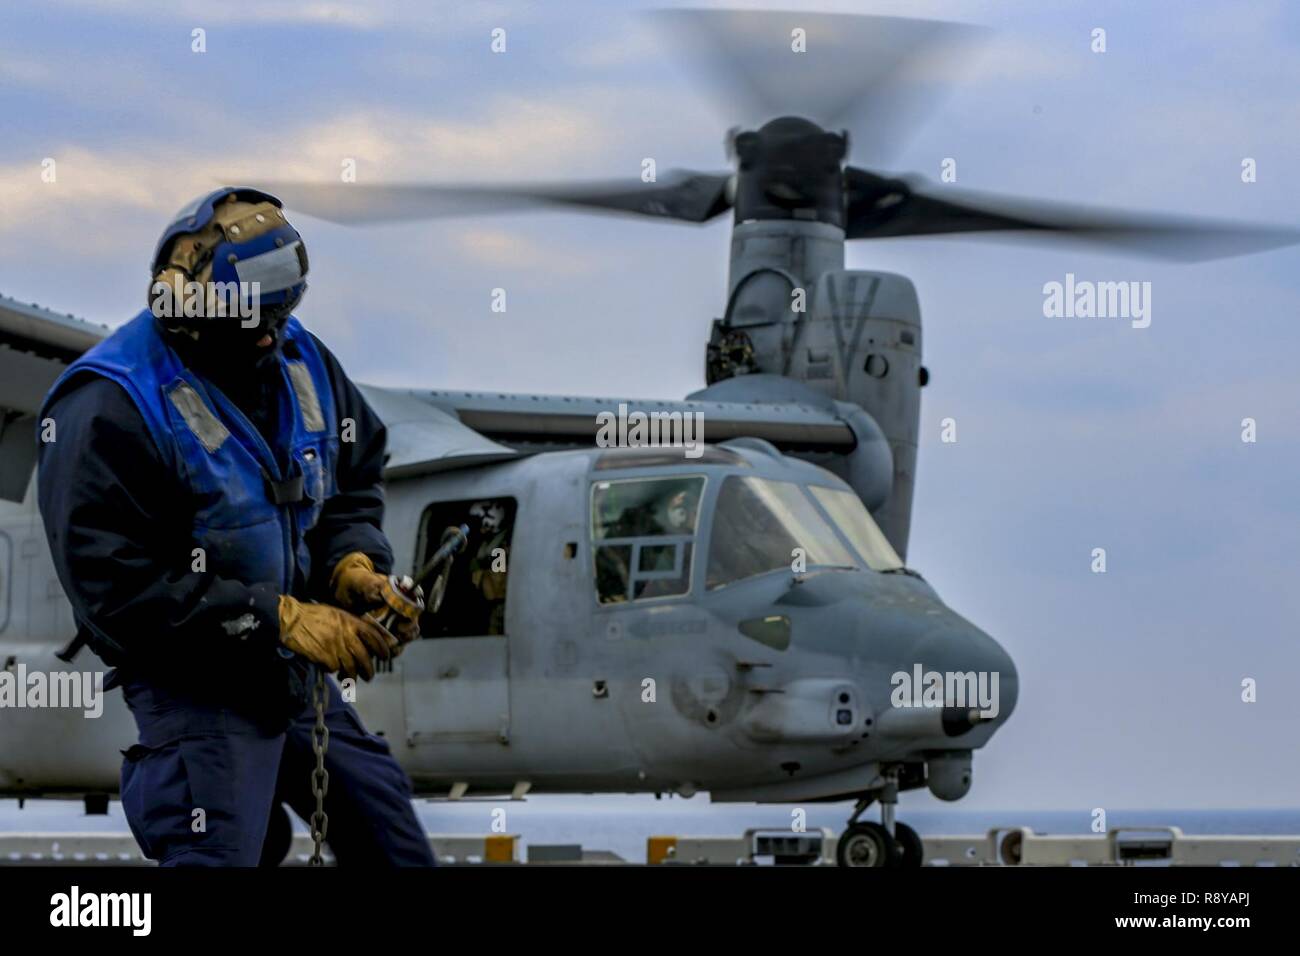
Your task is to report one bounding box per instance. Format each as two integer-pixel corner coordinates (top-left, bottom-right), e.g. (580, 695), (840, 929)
(0, 52), (56, 87)
(36, 0), (523, 31)
(564, 21), (664, 71)
(455, 227), (594, 276)
(0, 93), (627, 251)
(0, 148), (168, 258)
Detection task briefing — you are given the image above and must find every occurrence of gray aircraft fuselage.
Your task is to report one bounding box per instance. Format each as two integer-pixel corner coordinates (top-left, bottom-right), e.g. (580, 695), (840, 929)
(0, 437), (1016, 806)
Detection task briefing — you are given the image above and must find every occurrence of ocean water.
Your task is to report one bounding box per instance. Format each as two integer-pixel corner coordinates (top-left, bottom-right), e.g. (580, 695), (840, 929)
(4, 797), (1298, 864)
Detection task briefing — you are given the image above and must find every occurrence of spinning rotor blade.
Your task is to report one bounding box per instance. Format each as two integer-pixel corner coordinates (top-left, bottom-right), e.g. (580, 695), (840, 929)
(650, 8), (987, 168)
(255, 171), (733, 226)
(846, 168), (1300, 262)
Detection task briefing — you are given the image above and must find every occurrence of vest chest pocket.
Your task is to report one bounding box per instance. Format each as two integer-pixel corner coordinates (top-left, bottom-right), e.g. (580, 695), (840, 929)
(293, 437), (338, 533)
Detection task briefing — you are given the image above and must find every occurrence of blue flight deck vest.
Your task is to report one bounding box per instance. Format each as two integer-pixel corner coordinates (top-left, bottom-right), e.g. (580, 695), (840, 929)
(42, 310), (339, 595)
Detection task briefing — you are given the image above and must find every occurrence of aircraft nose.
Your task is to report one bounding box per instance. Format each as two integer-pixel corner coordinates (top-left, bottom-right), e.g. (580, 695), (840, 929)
(973, 630), (1018, 724)
(911, 615), (1019, 726)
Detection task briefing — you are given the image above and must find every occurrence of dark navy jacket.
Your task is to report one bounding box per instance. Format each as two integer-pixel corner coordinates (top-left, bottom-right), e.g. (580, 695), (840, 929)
(37, 312), (392, 724)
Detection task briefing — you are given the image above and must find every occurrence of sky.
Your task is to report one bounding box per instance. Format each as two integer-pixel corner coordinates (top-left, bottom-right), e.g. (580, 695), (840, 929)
(1, 0), (1298, 815)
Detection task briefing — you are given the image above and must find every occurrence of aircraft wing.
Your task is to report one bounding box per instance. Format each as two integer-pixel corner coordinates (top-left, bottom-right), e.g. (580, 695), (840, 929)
(384, 376), (896, 546)
(360, 382), (860, 483)
(358, 386), (521, 478)
(407, 380), (856, 451)
(0, 296), (883, 519)
(0, 294), (110, 502)
(0, 296), (525, 499)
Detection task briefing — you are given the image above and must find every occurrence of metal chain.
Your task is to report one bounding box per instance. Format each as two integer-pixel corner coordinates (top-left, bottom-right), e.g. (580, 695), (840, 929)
(309, 667), (330, 866)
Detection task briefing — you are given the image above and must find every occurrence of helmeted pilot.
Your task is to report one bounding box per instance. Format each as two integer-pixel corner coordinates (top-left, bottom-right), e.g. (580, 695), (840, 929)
(663, 488), (697, 533)
(467, 500), (508, 635)
(36, 187), (435, 866)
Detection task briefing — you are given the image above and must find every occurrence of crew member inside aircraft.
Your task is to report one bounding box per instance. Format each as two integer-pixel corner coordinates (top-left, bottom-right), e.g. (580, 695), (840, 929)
(467, 500), (509, 635)
(36, 187), (435, 867)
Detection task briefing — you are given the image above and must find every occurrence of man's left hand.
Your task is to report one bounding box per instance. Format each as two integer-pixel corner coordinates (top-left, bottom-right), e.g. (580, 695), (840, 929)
(330, 551), (422, 646)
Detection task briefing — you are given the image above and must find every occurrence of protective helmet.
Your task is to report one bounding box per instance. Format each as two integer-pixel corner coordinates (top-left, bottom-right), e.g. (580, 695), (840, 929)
(469, 501), (505, 534)
(665, 489), (694, 531)
(148, 186), (308, 335)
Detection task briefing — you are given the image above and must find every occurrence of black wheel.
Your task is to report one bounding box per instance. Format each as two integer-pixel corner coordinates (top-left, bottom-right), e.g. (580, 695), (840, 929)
(259, 802), (294, 868)
(893, 821), (924, 868)
(1000, 829), (1024, 865)
(836, 822), (898, 868)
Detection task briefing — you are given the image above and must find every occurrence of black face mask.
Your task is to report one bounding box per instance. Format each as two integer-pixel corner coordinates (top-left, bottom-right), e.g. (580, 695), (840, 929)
(217, 313), (289, 366)
(163, 312), (288, 384)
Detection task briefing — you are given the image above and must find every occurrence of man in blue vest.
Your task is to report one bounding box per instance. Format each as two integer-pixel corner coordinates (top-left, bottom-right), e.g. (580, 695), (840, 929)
(37, 187), (436, 866)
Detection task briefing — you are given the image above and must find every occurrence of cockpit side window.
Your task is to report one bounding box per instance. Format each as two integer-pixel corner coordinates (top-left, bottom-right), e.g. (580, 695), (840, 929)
(706, 476), (856, 590)
(591, 475), (704, 604)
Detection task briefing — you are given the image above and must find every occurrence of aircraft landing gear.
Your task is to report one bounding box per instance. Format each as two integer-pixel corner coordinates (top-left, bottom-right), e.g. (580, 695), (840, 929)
(837, 820), (896, 867)
(892, 821), (923, 869)
(837, 772), (924, 868)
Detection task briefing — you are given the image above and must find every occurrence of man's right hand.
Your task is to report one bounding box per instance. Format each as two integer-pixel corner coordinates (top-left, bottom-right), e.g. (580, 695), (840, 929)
(278, 595), (398, 681)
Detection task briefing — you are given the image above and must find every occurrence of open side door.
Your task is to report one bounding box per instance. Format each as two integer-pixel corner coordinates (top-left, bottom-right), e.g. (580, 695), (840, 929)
(399, 494), (515, 746)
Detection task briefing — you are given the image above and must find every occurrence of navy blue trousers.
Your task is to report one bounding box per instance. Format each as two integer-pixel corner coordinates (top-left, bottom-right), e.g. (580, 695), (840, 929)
(118, 674), (435, 866)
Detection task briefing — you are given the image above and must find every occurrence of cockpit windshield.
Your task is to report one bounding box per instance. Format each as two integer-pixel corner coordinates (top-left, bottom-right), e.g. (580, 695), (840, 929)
(706, 476), (856, 590)
(807, 485), (904, 572)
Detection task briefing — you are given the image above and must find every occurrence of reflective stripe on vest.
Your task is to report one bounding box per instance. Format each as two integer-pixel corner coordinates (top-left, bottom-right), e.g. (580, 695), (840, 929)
(165, 380), (231, 453)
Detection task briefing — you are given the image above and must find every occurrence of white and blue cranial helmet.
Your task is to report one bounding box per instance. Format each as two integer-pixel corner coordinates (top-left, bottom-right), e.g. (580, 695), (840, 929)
(149, 186), (308, 335)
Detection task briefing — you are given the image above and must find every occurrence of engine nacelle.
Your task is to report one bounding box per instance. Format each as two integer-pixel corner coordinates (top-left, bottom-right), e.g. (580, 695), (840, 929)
(795, 270), (921, 558)
(707, 268), (923, 557)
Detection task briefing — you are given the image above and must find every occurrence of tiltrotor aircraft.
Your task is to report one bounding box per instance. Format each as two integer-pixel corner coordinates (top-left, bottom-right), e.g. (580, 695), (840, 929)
(0, 11), (1294, 866)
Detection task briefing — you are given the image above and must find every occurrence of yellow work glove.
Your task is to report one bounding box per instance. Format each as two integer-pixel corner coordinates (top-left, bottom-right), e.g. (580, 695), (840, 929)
(330, 551), (422, 646)
(278, 594), (397, 681)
